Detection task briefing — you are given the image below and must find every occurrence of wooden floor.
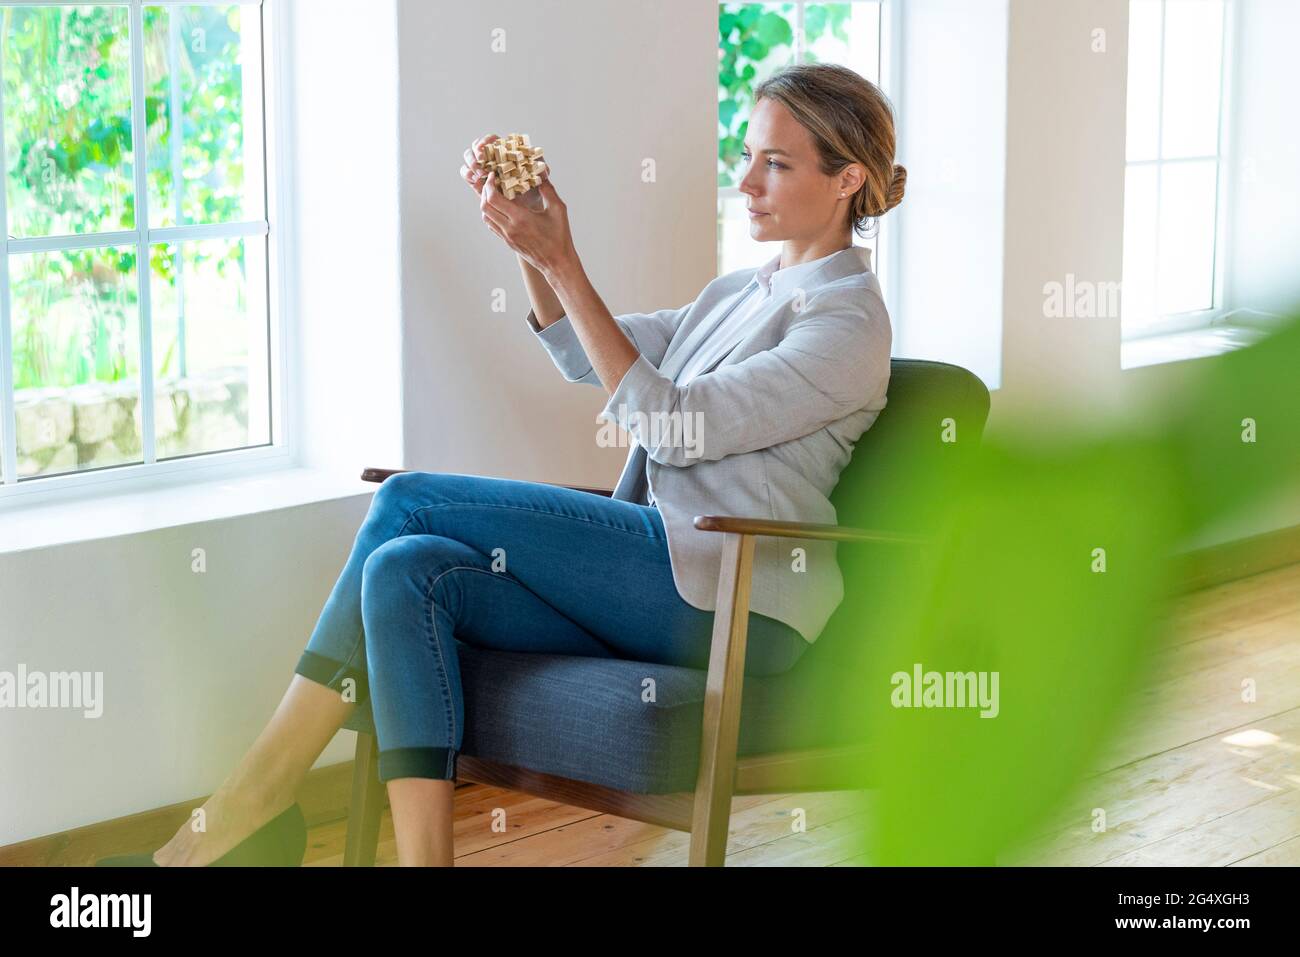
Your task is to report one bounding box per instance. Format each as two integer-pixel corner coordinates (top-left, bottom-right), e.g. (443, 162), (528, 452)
(1006, 561), (1300, 866)
(300, 563), (1300, 866)
(302, 788), (873, 866)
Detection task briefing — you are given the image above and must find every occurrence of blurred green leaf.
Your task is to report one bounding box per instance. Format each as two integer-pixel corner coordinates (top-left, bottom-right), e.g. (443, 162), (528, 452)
(826, 311), (1300, 865)
(755, 10), (793, 47)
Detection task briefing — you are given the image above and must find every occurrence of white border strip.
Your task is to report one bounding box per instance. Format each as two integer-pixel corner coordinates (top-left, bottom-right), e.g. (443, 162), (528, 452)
(7, 221), (269, 255)
(0, 14), (14, 485)
(128, 0), (157, 464)
(262, 0), (290, 456)
(0, 1), (262, 6)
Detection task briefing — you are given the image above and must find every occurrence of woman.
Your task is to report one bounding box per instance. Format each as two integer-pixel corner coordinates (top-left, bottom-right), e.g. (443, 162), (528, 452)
(104, 63), (904, 867)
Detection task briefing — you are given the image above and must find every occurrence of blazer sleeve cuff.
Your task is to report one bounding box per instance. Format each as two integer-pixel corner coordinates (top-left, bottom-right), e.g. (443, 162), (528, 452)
(529, 308), (594, 381)
(598, 353), (679, 438)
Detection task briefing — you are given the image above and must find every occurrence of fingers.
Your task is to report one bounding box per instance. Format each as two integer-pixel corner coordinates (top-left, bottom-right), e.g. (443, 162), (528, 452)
(482, 213), (510, 247)
(461, 134), (500, 193)
(481, 207), (514, 251)
(480, 183), (512, 233)
(537, 177), (562, 207)
(460, 162), (486, 193)
(461, 150), (480, 181)
(479, 170), (513, 216)
(466, 133), (498, 168)
(481, 201), (508, 229)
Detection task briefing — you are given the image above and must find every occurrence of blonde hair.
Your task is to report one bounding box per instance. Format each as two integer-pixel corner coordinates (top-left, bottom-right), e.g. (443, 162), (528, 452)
(753, 63), (906, 238)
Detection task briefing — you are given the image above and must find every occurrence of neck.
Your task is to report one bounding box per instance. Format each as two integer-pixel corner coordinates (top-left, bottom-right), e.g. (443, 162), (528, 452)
(779, 232), (854, 270)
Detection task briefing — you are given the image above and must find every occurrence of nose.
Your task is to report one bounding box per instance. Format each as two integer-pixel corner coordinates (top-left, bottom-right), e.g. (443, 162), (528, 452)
(736, 156), (759, 198)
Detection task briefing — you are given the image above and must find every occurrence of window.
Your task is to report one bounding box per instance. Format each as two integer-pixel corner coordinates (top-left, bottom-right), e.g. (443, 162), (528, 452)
(1121, 0), (1231, 340)
(0, 0), (273, 487)
(717, 1), (890, 282)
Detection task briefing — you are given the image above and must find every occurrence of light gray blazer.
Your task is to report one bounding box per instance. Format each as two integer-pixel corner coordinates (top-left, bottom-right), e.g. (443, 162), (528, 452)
(527, 245), (892, 643)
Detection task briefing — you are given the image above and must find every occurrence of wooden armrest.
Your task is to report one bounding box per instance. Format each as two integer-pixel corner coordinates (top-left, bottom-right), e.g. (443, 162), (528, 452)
(359, 467), (612, 498)
(688, 511), (929, 863)
(693, 514), (931, 546)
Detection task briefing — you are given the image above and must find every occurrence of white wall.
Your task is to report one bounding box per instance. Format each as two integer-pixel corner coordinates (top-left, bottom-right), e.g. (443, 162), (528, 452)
(0, 496), (372, 844)
(1118, 0), (1300, 547)
(395, 0), (718, 485)
(893, 0), (1008, 391)
(993, 0), (1130, 423)
(288, 0), (404, 473)
(1198, 0), (1300, 546)
(989, 0), (1300, 546)
(1225, 0), (1300, 317)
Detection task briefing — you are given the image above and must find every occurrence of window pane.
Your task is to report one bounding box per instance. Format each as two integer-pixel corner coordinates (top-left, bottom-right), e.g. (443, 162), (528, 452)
(149, 236), (270, 458)
(2, 5), (136, 238)
(1121, 164), (1158, 335)
(803, 3), (880, 82)
(1125, 0), (1161, 162)
(145, 4), (266, 227)
(1156, 159), (1217, 315)
(1161, 0), (1224, 159)
(719, 3), (796, 188)
(10, 246), (143, 478)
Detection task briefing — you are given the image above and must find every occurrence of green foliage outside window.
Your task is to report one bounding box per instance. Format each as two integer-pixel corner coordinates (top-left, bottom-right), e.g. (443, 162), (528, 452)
(2, 4), (250, 390)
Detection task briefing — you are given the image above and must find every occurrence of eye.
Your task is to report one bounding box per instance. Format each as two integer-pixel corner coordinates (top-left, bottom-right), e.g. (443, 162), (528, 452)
(741, 149), (784, 169)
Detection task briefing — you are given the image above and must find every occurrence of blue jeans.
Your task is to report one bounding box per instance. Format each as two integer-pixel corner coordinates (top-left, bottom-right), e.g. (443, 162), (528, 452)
(293, 471), (809, 783)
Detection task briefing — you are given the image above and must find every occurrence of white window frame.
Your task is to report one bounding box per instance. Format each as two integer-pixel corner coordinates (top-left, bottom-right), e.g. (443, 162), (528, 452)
(0, 0), (291, 506)
(1122, 0), (1237, 343)
(716, 0), (902, 307)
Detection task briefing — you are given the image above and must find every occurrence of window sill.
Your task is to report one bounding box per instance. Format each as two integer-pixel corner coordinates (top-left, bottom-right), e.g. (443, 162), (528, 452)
(0, 465), (377, 556)
(1121, 324), (1269, 371)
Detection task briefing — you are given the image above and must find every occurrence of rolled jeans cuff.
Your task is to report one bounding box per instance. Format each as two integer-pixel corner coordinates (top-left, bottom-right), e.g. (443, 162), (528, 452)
(379, 746), (459, 783)
(294, 650), (369, 704)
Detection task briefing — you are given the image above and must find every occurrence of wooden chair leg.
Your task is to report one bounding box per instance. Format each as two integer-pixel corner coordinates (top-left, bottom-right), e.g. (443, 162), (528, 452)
(689, 532), (755, 866)
(343, 731), (383, 867)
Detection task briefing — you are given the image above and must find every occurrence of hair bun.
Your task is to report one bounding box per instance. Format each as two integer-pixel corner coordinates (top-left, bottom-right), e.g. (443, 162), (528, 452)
(884, 163), (907, 213)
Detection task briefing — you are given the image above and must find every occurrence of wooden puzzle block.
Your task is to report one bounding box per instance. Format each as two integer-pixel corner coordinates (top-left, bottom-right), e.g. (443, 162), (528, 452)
(476, 133), (547, 200)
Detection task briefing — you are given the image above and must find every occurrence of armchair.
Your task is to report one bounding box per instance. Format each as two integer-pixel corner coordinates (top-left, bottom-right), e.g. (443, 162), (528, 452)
(340, 358), (990, 866)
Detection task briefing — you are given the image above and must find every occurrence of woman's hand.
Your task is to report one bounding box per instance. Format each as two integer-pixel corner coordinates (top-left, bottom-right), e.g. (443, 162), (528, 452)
(477, 164), (575, 280)
(459, 134), (499, 195)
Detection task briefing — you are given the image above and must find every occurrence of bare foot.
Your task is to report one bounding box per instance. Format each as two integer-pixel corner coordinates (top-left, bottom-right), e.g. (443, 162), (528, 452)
(152, 788), (292, 867)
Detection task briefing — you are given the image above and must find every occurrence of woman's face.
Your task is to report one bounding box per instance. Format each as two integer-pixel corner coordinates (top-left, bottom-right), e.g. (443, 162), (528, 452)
(737, 97), (861, 243)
